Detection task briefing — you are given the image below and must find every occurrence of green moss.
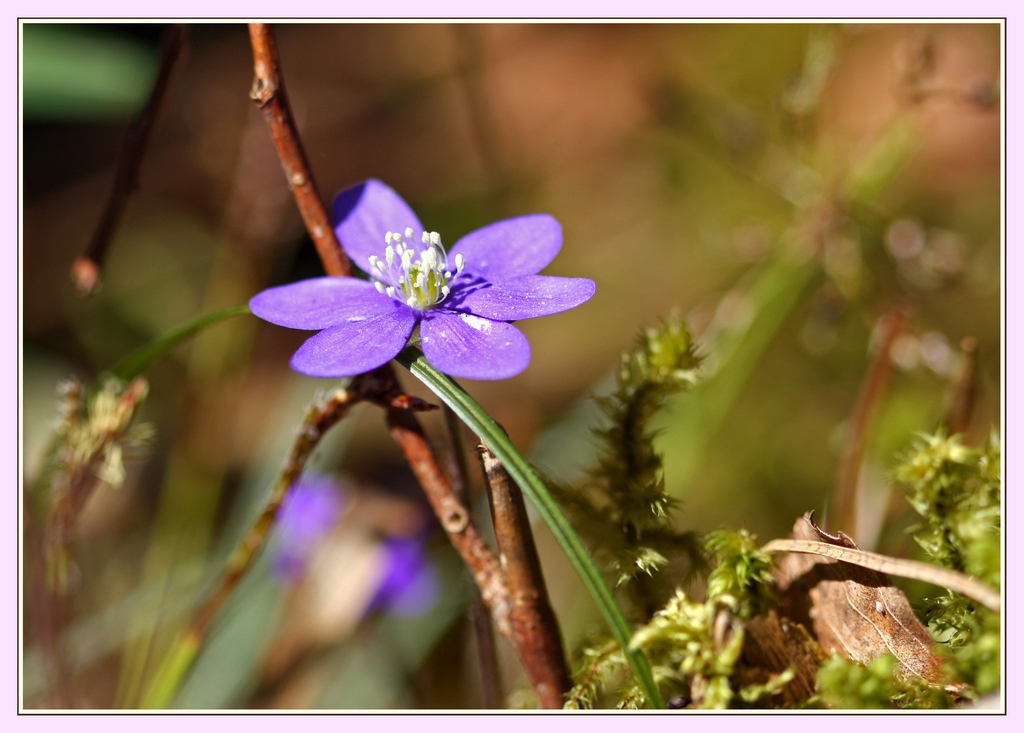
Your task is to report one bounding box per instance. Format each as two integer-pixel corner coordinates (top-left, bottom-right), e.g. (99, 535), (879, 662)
(704, 528), (775, 619)
(815, 655), (955, 710)
(894, 430), (1001, 694)
(552, 317), (707, 610)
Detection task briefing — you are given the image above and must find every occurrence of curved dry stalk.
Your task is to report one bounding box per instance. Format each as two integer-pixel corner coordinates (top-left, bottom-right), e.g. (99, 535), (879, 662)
(762, 538), (1000, 612)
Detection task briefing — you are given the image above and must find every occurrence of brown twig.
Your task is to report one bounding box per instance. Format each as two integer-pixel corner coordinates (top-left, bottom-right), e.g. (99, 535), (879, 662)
(248, 23), (351, 279)
(71, 24), (186, 296)
(831, 306), (907, 538)
(479, 445), (571, 709)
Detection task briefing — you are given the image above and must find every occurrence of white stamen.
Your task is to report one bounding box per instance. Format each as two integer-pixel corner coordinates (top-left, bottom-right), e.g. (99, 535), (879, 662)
(371, 226), (465, 311)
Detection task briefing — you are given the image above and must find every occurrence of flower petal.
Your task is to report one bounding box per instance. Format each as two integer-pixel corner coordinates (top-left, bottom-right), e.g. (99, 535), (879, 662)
(450, 275), (595, 321)
(250, 277), (400, 330)
(290, 308), (418, 378)
(420, 311), (530, 380)
(449, 214), (561, 280)
(333, 179), (423, 276)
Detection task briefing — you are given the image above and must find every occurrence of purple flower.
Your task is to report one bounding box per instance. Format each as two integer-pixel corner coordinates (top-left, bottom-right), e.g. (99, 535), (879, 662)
(273, 476), (345, 584)
(369, 536), (440, 618)
(250, 179), (596, 380)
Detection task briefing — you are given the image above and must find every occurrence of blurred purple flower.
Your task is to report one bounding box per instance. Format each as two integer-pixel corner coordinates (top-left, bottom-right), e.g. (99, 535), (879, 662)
(369, 536), (440, 618)
(273, 476), (345, 584)
(273, 477), (440, 619)
(250, 179), (596, 380)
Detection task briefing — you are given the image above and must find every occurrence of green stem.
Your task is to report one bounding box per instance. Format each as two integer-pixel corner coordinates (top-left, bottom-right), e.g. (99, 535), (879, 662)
(396, 348), (665, 709)
(108, 304), (251, 381)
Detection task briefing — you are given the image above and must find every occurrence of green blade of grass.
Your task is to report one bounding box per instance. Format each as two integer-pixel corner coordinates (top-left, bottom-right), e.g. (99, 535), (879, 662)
(108, 304), (251, 381)
(396, 347), (665, 709)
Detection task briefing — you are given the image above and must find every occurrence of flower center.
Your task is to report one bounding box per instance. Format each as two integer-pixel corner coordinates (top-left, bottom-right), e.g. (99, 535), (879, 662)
(368, 228), (465, 310)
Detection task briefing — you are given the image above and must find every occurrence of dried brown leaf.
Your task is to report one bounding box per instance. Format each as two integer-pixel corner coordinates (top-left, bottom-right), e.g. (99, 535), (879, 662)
(774, 513), (962, 691)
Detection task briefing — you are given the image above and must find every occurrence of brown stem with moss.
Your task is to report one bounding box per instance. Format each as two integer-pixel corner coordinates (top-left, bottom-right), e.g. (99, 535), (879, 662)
(479, 444), (571, 708)
(40, 377), (149, 706)
(71, 24), (186, 296)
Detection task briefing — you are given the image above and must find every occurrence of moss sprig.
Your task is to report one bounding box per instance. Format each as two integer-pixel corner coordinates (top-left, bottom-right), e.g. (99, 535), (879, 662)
(552, 317), (705, 610)
(893, 430), (1001, 695)
(815, 655), (955, 710)
(704, 527), (775, 620)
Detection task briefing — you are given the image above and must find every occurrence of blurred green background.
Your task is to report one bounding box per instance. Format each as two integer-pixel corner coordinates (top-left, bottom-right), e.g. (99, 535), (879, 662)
(22, 22), (1001, 709)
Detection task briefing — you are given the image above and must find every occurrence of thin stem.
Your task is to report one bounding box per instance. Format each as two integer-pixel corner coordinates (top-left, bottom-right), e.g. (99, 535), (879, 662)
(479, 444), (572, 709)
(247, 23), (351, 278)
(943, 337), (978, 436)
(469, 598), (503, 708)
(71, 24), (186, 296)
(831, 306), (907, 538)
(443, 405), (472, 504)
(443, 406), (503, 708)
